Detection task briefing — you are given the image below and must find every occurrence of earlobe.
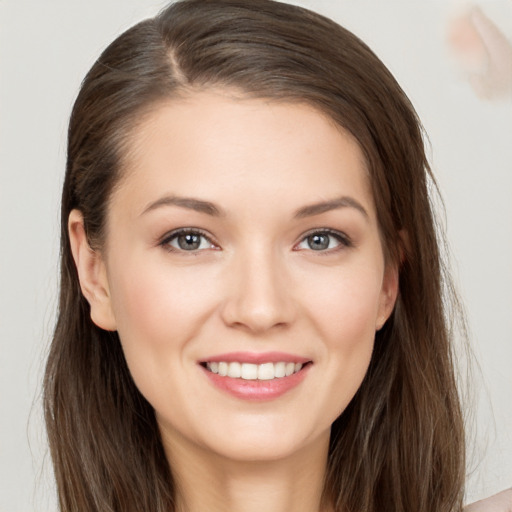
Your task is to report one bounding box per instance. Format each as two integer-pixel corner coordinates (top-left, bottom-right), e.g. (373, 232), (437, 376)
(68, 209), (117, 331)
(376, 263), (399, 331)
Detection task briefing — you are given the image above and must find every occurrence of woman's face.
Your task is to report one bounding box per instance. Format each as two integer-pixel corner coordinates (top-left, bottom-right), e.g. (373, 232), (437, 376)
(82, 90), (398, 463)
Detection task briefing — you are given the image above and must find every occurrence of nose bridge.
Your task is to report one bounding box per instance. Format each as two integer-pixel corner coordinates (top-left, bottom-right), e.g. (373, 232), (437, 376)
(222, 241), (293, 333)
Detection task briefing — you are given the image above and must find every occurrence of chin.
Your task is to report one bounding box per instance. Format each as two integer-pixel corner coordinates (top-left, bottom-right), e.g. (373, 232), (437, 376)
(201, 415), (332, 464)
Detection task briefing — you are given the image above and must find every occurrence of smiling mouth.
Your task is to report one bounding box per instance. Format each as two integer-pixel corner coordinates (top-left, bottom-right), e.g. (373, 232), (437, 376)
(201, 361), (311, 381)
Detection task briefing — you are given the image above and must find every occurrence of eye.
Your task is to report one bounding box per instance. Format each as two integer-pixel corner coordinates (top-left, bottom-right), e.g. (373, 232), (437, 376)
(295, 230), (351, 252)
(161, 229), (216, 252)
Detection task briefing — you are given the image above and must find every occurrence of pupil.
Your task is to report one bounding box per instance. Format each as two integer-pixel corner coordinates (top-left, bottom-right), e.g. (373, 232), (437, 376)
(309, 234), (329, 250)
(178, 233), (200, 250)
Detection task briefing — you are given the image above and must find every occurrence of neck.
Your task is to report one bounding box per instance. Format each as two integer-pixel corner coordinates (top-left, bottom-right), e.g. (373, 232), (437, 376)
(163, 429), (332, 512)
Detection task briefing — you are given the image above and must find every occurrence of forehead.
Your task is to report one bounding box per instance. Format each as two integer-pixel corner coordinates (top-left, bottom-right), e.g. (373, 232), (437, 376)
(112, 89), (375, 221)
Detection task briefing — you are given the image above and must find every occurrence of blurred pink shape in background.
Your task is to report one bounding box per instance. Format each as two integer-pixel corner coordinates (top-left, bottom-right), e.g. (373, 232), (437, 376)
(447, 4), (512, 100)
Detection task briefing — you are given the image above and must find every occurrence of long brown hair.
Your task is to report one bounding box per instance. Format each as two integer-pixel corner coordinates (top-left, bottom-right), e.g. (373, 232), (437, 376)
(44, 1), (465, 510)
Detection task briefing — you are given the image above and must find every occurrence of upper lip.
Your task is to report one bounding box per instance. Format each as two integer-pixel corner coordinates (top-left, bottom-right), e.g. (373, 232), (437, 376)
(199, 351), (312, 364)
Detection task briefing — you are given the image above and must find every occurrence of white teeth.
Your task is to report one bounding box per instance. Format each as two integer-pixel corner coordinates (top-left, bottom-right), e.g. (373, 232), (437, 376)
(241, 363), (258, 380)
(227, 361), (241, 378)
(258, 362), (275, 380)
(274, 362), (286, 378)
(218, 362), (228, 377)
(205, 361), (306, 380)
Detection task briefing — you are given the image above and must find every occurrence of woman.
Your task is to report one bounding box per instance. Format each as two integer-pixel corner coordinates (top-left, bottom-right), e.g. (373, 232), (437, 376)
(43, 0), (510, 510)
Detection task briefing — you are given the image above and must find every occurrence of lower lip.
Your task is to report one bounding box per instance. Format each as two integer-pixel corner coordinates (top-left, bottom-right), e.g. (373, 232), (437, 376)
(200, 364), (311, 401)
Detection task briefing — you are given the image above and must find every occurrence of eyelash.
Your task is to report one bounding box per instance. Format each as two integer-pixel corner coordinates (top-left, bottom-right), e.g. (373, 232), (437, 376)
(159, 228), (352, 254)
(159, 228), (217, 254)
(294, 228), (353, 253)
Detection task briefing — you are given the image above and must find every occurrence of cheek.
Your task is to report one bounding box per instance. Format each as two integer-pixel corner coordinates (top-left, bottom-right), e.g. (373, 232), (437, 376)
(303, 263), (384, 344)
(110, 256), (210, 330)
(324, 281), (377, 381)
(106, 258), (216, 378)
(301, 265), (382, 414)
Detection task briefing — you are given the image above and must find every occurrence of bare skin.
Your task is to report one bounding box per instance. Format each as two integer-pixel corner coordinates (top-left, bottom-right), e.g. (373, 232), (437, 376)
(169, 426), (330, 512)
(465, 489), (512, 512)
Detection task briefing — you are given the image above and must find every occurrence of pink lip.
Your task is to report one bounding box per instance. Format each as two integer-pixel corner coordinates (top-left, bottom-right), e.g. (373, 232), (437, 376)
(200, 351), (311, 364)
(199, 359), (312, 402)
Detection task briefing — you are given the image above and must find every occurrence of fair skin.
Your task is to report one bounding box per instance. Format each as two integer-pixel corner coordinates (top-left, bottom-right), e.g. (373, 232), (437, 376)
(465, 489), (512, 512)
(69, 89), (398, 512)
(68, 89), (512, 512)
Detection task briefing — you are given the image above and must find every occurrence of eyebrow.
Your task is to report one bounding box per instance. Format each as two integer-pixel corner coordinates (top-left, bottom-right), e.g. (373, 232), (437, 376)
(141, 194), (368, 220)
(293, 196), (369, 220)
(141, 195), (224, 217)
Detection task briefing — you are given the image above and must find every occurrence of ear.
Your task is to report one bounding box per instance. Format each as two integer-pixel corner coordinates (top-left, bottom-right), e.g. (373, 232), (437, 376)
(376, 261), (399, 331)
(375, 229), (408, 330)
(68, 209), (117, 331)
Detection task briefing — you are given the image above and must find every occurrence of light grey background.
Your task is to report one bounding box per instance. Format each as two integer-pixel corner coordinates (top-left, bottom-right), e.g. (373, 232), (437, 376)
(1, 1), (511, 510)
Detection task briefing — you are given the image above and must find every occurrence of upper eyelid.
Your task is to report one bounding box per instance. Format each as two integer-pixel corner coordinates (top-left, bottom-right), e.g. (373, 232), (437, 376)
(160, 227), (216, 246)
(299, 228), (350, 242)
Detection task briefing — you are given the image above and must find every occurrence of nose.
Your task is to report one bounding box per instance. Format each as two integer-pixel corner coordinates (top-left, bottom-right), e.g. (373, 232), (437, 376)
(220, 247), (295, 334)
